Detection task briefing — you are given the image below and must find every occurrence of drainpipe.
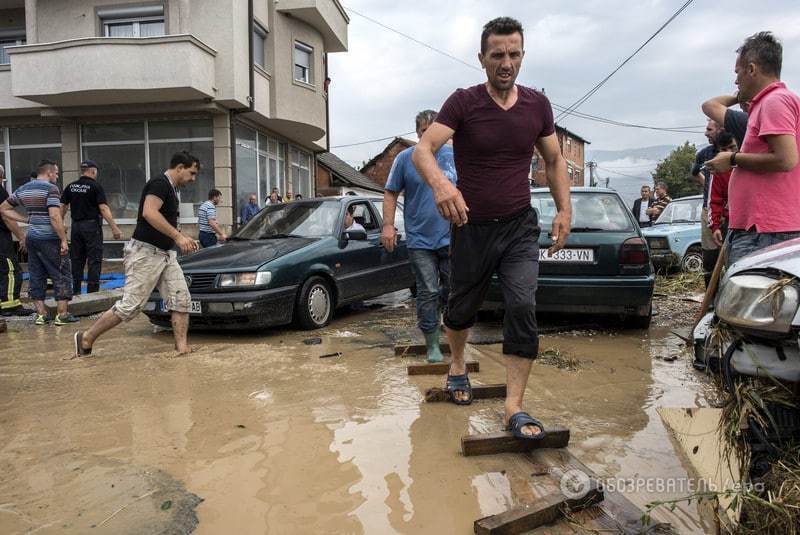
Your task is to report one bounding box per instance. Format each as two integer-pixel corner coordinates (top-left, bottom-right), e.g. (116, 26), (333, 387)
(324, 52), (330, 153)
(231, 0), (256, 229)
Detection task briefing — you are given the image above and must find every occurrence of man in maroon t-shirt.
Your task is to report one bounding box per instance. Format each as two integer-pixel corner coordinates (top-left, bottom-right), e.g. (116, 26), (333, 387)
(413, 17), (571, 440)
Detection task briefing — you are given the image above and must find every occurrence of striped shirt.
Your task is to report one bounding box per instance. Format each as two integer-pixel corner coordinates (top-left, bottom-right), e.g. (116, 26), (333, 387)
(198, 200), (216, 234)
(7, 179), (61, 240)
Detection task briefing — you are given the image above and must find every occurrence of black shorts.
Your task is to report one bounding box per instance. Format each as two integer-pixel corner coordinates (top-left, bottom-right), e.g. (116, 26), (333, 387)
(444, 207), (541, 359)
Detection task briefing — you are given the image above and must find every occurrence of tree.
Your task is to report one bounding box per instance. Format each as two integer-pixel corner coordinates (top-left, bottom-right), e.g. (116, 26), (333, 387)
(651, 142), (702, 199)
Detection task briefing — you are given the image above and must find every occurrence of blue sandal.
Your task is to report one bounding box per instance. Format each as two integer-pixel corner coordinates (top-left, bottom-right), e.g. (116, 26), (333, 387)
(446, 373), (473, 405)
(507, 412), (546, 440)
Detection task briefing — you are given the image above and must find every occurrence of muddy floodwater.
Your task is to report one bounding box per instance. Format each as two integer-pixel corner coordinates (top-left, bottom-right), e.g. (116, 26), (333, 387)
(0, 291), (718, 534)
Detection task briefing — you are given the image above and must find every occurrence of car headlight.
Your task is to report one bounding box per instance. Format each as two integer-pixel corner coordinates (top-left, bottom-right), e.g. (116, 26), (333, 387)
(217, 271), (271, 288)
(647, 237), (669, 249)
(716, 274), (799, 333)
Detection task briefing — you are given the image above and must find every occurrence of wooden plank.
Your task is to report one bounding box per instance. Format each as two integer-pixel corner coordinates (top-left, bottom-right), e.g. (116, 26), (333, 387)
(528, 449), (672, 534)
(461, 427), (570, 457)
(474, 481), (603, 534)
(425, 383), (507, 402)
(407, 361), (479, 376)
(394, 343), (451, 356)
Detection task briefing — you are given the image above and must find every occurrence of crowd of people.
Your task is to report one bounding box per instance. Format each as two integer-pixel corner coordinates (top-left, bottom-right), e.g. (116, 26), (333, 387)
(628, 31), (799, 289)
(0, 20), (797, 446)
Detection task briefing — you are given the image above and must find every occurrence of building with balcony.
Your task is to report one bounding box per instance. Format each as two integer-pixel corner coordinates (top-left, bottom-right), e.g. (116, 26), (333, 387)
(0, 0), (348, 243)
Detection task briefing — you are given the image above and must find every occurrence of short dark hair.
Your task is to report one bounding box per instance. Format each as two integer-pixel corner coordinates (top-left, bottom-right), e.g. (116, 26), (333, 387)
(738, 31), (782, 77)
(481, 17), (524, 54)
(415, 109), (437, 131)
(656, 181), (668, 191)
(37, 159), (57, 175)
(169, 151), (200, 170)
(208, 188), (222, 199)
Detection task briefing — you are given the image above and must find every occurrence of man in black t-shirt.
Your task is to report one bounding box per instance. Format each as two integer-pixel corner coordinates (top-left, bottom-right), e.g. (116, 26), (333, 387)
(61, 160), (122, 294)
(0, 165), (31, 317)
(702, 92), (749, 147)
(74, 152), (200, 358)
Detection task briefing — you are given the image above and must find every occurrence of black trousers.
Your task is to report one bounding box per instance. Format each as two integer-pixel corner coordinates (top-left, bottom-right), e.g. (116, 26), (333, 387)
(0, 231), (22, 310)
(71, 220), (104, 294)
(445, 207), (541, 359)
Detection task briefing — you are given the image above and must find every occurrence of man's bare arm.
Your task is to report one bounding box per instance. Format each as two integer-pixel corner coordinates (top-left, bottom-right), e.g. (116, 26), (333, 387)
(381, 190), (400, 252)
(412, 122), (467, 225)
(706, 134), (798, 174)
(142, 195), (197, 254)
(701, 95), (738, 126)
(98, 204), (122, 240)
(48, 205), (69, 255)
(208, 217), (226, 239)
(535, 133), (571, 254)
(0, 200), (26, 247)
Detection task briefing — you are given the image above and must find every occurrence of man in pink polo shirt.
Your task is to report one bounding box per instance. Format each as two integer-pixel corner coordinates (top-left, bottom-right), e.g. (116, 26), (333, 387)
(705, 31), (800, 267)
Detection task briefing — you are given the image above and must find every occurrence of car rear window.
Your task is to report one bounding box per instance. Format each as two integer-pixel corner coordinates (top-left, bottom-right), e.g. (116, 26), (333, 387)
(654, 198), (703, 225)
(531, 192), (634, 232)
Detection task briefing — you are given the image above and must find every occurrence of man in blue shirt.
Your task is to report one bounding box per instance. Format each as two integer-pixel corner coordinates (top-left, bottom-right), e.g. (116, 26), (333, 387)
(382, 110), (457, 363)
(241, 193), (260, 224)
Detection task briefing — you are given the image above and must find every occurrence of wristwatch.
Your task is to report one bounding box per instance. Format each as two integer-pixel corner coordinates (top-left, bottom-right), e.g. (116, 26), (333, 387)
(730, 151), (738, 167)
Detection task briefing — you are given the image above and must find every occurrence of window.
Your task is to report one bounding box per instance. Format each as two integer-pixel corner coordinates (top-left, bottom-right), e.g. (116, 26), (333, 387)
(99, 5), (165, 38)
(2, 126), (62, 191)
(0, 30), (25, 65)
(293, 41), (313, 84)
(253, 22), (267, 69)
(81, 119), (214, 221)
(290, 147), (311, 198)
(234, 126), (290, 219)
(347, 202), (378, 232)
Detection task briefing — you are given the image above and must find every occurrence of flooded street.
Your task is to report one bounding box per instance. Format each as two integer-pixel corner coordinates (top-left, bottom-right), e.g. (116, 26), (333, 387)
(0, 291), (718, 534)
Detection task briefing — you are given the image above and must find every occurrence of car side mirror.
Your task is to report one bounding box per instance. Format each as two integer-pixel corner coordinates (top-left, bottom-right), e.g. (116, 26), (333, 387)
(343, 229), (367, 241)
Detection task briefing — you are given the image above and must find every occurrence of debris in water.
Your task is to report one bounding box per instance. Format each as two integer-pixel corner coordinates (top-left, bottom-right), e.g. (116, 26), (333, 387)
(160, 500), (172, 511)
(319, 352), (342, 359)
(303, 337), (322, 345)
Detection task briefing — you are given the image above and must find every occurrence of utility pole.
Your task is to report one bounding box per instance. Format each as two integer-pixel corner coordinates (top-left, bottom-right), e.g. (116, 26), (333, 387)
(587, 161), (597, 187)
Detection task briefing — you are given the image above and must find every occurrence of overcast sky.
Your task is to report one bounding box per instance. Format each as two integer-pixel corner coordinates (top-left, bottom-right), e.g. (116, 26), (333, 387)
(327, 0), (800, 171)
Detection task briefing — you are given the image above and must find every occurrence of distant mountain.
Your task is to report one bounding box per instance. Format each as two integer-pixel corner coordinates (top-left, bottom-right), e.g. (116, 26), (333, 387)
(587, 145), (677, 163)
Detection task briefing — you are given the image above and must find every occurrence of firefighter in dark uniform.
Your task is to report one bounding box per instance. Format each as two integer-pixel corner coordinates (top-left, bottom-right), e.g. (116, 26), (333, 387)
(0, 165), (32, 316)
(61, 160), (122, 294)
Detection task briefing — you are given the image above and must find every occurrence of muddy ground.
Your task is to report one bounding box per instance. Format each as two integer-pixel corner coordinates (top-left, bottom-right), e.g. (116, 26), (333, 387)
(0, 288), (718, 534)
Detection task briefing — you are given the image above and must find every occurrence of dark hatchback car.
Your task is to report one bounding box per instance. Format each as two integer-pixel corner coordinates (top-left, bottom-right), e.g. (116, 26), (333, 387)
(143, 197), (415, 330)
(487, 188), (655, 328)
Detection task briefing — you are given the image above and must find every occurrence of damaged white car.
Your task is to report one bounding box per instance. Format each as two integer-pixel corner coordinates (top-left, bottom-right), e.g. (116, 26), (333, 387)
(693, 237), (800, 475)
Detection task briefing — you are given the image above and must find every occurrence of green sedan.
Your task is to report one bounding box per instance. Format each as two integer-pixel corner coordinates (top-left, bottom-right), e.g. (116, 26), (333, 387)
(486, 188), (655, 328)
(143, 196), (415, 330)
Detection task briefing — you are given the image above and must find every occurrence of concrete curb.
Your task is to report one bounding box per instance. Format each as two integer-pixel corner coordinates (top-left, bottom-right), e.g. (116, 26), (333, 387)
(45, 289), (123, 317)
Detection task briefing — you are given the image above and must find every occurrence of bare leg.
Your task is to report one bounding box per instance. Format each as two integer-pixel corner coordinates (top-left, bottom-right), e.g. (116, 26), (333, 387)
(445, 326), (470, 402)
(82, 308), (122, 348)
(504, 355), (541, 436)
(34, 300), (46, 316)
(56, 300), (68, 317)
(171, 311), (190, 354)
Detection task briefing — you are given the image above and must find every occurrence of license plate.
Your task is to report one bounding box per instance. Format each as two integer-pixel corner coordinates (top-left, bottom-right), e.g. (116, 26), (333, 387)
(161, 300), (202, 314)
(539, 248), (594, 263)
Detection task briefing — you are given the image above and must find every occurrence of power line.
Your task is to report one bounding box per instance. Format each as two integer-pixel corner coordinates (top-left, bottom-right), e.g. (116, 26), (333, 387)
(555, 0), (695, 122)
(331, 131), (416, 149)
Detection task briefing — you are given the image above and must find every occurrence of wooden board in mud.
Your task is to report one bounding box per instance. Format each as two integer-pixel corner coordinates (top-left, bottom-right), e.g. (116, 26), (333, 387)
(474, 480), (603, 534)
(425, 383), (506, 402)
(461, 427), (570, 456)
(394, 343), (451, 356)
(407, 361), (479, 375)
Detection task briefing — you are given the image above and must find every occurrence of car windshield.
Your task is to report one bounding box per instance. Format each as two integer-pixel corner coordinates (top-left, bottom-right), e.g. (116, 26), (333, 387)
(234, 201), (339, 239)
(655, 198), (703, 225)
(531, 191), (634, 232)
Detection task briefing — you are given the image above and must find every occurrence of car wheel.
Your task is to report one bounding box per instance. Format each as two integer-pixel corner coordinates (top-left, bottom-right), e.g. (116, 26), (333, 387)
(681, 247), (703, 273)
(623, 313), (652, 329)
(295, 276), (333, 330)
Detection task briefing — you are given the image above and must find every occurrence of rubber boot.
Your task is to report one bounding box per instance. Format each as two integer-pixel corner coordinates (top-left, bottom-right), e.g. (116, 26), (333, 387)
(424, 330), (444, 363)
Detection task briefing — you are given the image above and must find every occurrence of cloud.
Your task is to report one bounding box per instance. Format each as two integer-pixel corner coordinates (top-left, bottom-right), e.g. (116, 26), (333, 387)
(329, 0), (800, 165)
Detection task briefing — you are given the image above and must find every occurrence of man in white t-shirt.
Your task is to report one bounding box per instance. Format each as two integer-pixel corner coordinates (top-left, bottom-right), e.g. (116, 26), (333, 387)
(631, 185), (654, 227)
(344, 206), (365, 233)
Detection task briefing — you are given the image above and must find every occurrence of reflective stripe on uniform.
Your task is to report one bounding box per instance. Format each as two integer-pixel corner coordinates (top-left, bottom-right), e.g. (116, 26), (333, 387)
(1, 257), (21, 309)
